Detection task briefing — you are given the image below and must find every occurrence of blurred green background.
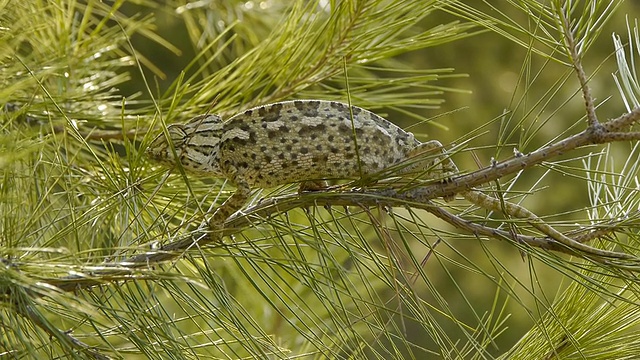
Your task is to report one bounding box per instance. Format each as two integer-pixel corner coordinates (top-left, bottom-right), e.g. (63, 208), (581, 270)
(115, 0), (640, 353)
(4, 1), (639, 357)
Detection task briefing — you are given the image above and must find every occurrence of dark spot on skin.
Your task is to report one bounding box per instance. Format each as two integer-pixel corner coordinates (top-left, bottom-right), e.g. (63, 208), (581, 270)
(291, 160), (298, 167)
(300, 101), (320, 117)
(345, 153), (354, 160)
(261, 112), (280, 122)
(395, 133), (410, 146)
(285, 145), (292, 151)
(264, 155), (272, 163)
(250, 153), (257, 160)
(290, 115), (299, 121)
(316, 144), (322, 151)
(330, 102), (345, 110)
(244, 110), (253, 117)
(232, 138), (248, 146)
(270, 103), (283, 113)
(338, 124), (350, 132)
(298, 126), (311, 136)
(291, 153), (298, 160)
(300, 147), (308, 154)
(267, 131), (278, 139)
(279, 125), (290, 132)
(238, 161), (249, 169)
(328, 135), (334, 141)
(370, 133), (383, 143)
(330, 147), (339, 154)
(278, 153), (285, 159)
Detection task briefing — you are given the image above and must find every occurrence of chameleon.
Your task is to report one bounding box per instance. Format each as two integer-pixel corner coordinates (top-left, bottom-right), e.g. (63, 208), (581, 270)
(147, 99), (632, 260)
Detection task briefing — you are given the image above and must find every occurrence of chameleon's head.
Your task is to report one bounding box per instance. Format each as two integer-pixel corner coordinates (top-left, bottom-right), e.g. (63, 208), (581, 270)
(146, 114), (224, 175)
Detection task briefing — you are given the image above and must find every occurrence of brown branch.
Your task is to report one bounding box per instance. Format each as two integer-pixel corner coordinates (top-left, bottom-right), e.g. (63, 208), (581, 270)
(409, 108), (640, 202)
(38, 175), (640, 294)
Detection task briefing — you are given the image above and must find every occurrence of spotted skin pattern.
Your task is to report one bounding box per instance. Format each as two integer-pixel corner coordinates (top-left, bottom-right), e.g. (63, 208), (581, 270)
(148, 100), (424, 187)
(147, 100), (629, 259)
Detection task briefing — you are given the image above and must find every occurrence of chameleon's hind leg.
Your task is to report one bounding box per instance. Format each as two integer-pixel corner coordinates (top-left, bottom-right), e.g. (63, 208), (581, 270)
(405, 140), (460, 200)
(405, 140), (460, 178)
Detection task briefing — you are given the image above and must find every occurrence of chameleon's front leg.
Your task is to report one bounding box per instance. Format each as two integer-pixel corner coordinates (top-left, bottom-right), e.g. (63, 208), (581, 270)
(208, 168), (251, 242)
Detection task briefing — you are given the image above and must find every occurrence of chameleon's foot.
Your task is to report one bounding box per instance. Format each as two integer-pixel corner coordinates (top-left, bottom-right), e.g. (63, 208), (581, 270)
(298, 180), (329, 193)
(207, 222), (224, 243)
(207, 214), (226, 243)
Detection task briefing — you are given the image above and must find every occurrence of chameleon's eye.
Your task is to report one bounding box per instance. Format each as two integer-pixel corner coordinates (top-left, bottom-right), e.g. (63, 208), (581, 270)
(146, 124), (188, 162)
(167, 125), (188, 147)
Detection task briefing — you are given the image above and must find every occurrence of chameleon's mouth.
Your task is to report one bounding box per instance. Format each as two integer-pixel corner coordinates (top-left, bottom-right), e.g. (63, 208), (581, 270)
(146, 135), (169, 162)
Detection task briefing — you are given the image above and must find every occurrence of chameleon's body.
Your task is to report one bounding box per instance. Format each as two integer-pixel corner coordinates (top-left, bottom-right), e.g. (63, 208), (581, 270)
(148, 100), (428, 188)
(147, 99), (628, 259)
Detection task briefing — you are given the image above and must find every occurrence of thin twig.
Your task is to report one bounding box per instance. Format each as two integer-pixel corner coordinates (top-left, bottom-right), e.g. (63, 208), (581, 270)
(3, 102), (142, 140)
(18, 304), (110, 360)
(559, 7), (600, 128)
